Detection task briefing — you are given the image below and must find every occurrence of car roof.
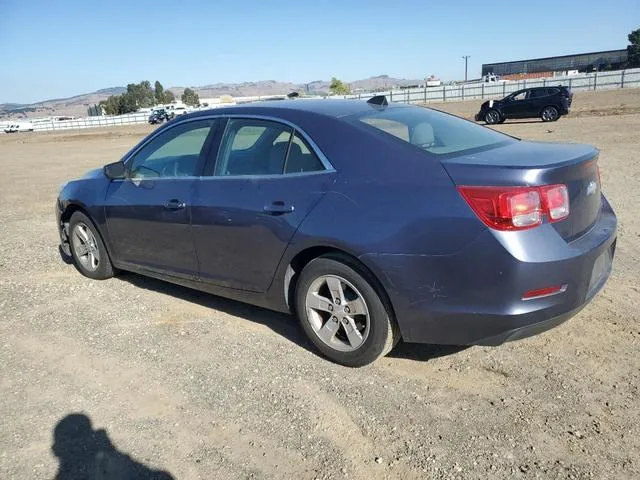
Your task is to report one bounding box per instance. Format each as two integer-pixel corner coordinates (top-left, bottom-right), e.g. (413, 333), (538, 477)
(185, 99), (411, 120)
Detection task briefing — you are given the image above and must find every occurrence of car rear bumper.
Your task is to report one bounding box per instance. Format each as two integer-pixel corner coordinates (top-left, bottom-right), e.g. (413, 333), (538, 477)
(361, 196), (617, 345)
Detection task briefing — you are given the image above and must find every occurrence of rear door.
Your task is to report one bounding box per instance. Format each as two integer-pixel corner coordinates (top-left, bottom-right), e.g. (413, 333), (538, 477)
(104, 118), (218, 278)
(192, 117), (335, 292)
(528, 88), (552, 116)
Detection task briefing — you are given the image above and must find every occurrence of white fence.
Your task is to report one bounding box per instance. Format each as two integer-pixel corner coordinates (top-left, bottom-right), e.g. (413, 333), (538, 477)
(338, 68), (640, 104)
(30, 112), (150, 132)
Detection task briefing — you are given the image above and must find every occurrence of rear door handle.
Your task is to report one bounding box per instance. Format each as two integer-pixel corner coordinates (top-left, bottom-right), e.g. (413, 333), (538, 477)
(164, 199), (186, 210)
(264, 201), (294, 215)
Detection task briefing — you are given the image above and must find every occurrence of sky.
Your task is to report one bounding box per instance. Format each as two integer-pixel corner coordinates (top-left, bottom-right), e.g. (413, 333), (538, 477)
(1, 0), (638, 104)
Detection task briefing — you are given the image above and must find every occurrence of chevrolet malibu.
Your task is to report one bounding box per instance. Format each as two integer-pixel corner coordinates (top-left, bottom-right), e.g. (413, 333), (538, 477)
(56, 98), (616, 366)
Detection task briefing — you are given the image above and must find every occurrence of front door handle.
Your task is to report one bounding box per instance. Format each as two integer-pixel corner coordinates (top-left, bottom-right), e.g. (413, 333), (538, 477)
(264, 201), (294, 215)
(164, 199), (186, 210)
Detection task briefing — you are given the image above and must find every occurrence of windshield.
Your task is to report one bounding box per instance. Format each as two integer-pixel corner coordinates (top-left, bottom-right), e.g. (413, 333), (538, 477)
(354, 106), (514, 155)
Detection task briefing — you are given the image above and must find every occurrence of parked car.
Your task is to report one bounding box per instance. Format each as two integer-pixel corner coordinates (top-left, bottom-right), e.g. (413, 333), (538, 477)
(475, 86), (573, 124)
(56, 98), (616, 366)
(148, 109), (172, 125)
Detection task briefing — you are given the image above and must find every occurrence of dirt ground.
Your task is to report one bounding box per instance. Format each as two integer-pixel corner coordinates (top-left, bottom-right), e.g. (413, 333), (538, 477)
(1, 89), (639, 480)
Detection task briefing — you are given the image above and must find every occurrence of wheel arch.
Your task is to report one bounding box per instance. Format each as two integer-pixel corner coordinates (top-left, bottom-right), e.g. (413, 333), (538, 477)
(283, 245), (398, 327)
(61, 203), (115, 263)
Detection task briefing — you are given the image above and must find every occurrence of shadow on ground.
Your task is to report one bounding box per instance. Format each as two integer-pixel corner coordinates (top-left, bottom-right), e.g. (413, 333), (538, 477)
(52, 413), (174, 480)
(117, 271), (467, 363)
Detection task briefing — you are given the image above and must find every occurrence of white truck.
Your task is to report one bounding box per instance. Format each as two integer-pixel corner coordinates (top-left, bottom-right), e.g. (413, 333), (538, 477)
(3, 121), (34, 133)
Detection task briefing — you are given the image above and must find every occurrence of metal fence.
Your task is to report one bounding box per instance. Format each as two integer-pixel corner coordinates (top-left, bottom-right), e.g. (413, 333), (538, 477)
(29, 112), (149, 132)
(338, 68), (640, 105)
(7, 67), (640, 134)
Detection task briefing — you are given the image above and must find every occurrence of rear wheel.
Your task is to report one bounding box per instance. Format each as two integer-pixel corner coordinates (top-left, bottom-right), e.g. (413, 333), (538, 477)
(484, 109), (501, 125)
(295, 256), (399, 367)
(69, 211), (115, 280)
(541, 106), (559, 122)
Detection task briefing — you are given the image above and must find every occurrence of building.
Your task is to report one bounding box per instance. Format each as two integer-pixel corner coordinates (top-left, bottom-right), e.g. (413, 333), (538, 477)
(482, 49), (628, 79)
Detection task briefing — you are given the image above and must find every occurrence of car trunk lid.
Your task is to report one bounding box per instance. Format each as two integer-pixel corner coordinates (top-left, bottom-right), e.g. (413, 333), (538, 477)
(442, 141), (601, 241)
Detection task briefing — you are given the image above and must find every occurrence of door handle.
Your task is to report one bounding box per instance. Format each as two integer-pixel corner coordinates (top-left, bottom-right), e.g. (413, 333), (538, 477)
(164, 199), (186, 210)
(263, 201), (294, 215)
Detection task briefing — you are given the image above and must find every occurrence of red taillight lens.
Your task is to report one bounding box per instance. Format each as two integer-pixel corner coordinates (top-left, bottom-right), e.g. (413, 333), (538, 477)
(458, 184), (569, 231)
(541, 184), (569, 221)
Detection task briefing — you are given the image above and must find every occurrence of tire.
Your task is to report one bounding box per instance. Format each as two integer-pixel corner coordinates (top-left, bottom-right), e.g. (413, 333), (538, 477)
(484, 109), (501, 125)
(497, 117), (506, 124)
(295, 255), (400, 367)
(68, 211), (115, 280)
(541, 106), (559, 122)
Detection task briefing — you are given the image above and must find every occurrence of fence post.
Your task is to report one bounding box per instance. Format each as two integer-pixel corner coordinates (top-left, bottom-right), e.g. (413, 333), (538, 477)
(424, 86), (427, 103)
(462, 85), (464, 101)
(543, 79), (546, 87)
(390, 91), (393, 102)
(569, 78), (572, 90)
(621, 70), (625, 88)
(593, 71), (597, 91)
(503, 82), (506, 96)
(481, 83), (484, 99)
(443, 86), (446, 101)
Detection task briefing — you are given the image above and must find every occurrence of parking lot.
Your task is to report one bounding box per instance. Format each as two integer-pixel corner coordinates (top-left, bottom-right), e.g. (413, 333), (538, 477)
(1, 89), (639, 479)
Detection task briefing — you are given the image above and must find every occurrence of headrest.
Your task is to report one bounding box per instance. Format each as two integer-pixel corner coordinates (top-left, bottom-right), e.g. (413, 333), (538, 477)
(411, 123), (434, 147)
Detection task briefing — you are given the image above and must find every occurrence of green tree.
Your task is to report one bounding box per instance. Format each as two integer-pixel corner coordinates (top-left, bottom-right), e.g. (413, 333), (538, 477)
(329, 77), (350, 95)
(181, 87), (200, 106)
(163, 90), (176, 103)
(627, 28), (640, 68)
(154, 81), (165, 104)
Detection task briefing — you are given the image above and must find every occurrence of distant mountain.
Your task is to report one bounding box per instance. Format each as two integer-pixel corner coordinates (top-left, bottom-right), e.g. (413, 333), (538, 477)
(0, 75), (421, 119)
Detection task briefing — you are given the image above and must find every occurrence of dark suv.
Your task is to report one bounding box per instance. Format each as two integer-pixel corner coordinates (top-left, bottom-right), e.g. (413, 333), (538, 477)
(475, 86), (573, 124)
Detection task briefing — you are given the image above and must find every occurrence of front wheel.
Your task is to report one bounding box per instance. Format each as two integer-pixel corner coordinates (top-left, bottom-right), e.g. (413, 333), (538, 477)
(295, 256), (399, 367)
(69, 211), (115, 280)
(541, 106), (559, 122)
(484, 109), (501, 125)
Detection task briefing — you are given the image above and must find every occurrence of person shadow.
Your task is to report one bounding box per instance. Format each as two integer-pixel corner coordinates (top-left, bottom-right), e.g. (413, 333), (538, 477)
(52, 413), (174, 480)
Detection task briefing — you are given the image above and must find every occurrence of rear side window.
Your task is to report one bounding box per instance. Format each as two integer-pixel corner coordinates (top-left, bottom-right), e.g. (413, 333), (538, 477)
(547, 88), (560, 95)
(215, 119), (326, 176)
(529, 89), (547, 98)
(354, 107), (513, 156)
(285, 132), (324, 174)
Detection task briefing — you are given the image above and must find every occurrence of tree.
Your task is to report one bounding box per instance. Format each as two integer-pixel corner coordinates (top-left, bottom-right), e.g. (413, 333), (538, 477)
(154, 81), (165, 104)
(329, 77), (350, 95)
(181, 88), (199, 106)
(627, 28), (640, 68)
(163, 90), (175, 103)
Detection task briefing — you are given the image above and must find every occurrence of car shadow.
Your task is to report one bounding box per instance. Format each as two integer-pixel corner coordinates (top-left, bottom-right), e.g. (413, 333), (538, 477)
(116, 271), (467, 363)
(51, 413), (174, 479)
(117, 271), (317, 356)
(388, 342), (468, 361)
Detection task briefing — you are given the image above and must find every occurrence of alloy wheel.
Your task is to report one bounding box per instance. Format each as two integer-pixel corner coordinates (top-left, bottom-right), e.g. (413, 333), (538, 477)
(305, 275), (370, 352)
(71, 222), (100, 272)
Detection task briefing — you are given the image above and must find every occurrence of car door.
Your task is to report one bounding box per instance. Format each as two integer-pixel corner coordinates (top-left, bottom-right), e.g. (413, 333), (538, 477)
(104, 118), (219, 278)
(527, 88), (549, 116)
(501, 90), (530, 118)
(191, 117), (335, 292)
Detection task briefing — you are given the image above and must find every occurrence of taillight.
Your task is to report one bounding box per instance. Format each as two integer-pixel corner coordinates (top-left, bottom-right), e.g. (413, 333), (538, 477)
(458, 184), (570, 231)
(541, 184), (569, 221)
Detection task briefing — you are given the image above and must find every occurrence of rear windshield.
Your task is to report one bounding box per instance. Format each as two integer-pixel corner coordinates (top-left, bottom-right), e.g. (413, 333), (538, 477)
(353, 106), (514, 156)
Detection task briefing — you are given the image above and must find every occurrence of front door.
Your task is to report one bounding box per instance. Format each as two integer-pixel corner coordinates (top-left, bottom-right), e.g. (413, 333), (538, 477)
(104, 118), (218, 278)
(501, 90), (531, 118)
(191, 118), (334, 292)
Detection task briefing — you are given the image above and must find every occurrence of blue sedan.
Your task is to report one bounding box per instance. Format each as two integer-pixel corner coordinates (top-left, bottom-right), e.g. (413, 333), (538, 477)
(56, 98), (616, 366)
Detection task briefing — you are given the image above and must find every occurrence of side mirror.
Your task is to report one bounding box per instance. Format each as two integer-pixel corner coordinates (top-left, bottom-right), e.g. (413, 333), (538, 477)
(103, 161), (126, 180)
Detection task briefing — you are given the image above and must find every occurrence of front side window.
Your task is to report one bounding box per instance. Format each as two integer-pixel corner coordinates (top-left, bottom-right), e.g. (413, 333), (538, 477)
(511, 91), (528, 101)
(355, 106), (514, 156)
(215, 119), (326, 176)
(128, 119), (216, 178)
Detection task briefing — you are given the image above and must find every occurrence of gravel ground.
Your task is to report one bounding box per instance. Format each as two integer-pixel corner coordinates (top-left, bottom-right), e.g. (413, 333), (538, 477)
(1, 89), (639, 479)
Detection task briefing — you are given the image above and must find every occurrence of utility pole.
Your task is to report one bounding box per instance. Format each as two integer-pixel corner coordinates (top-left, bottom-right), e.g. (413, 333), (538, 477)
(462, 56), (470, 82)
